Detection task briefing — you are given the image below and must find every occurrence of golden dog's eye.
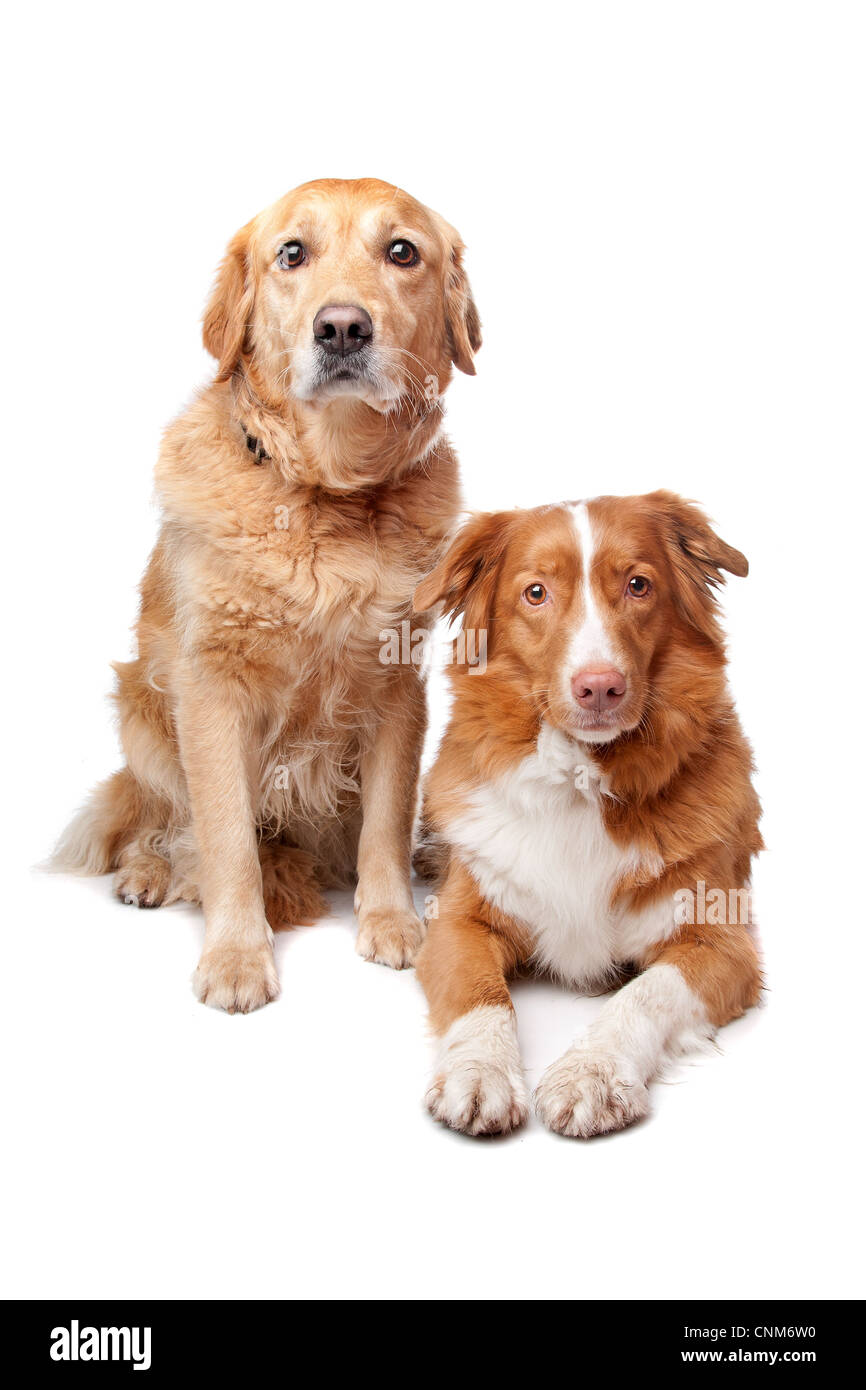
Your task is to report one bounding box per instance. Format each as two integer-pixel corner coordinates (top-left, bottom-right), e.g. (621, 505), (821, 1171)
(628, 575), (652, 597)
(277, 241), (305, 269)
(389, 240), (418, 267)
(524, 583), (548, 606)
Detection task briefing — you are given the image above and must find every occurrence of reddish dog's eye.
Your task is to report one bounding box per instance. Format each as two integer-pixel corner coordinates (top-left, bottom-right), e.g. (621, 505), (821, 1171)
(389, 240), (419, 267)
(524, 583), (548, 606)
(628, 575), (652, 598)
(277, 241), (305, 269)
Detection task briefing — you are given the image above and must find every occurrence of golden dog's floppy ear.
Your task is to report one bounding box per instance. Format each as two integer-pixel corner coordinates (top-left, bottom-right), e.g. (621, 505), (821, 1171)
(651, 490), (748, 640)
(202, 221), (255, 383)
(437, 218), (481, 376)
(414, 511), (512, 631)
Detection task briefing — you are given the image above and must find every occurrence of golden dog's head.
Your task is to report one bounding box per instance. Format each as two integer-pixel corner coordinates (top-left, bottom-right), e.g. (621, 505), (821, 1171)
(203, 178), (480, 413)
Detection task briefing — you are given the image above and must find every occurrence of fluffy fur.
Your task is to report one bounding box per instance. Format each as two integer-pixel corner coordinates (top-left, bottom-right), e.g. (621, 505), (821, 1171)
(54, 177), (480, 1011)
(413, 493), (763, 1137)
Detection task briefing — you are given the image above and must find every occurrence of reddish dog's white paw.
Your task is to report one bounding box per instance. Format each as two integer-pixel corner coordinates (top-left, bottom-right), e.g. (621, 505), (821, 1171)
(427, 1006), (529, 1137)
(534, 1049), (649, 1138)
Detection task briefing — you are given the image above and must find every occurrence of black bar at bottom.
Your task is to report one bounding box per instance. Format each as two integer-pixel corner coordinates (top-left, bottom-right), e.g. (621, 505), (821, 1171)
(2, 1298), (855, 1376)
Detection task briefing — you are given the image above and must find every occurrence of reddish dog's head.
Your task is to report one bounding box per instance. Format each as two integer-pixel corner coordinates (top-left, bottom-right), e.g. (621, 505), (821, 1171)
(415, 492), (748, 746)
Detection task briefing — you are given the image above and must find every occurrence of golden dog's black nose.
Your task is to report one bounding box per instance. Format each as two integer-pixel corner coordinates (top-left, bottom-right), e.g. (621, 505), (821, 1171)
(313, 304), (373, 355)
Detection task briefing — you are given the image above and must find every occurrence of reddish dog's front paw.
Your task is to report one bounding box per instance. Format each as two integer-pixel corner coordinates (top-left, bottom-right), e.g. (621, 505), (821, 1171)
(534, 1049), (649, 1138)
(427, 1006), (529, 1137)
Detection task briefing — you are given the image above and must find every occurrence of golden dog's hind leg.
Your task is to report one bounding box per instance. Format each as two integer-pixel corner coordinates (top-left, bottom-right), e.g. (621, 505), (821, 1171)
(114, 834), (174, 908)
(53, 766), (159, 878)
(53, 760), (192, 909)
(258, 840), (327, 929)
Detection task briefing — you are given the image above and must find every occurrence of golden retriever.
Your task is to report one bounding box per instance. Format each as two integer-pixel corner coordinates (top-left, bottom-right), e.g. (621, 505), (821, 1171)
(55, 177), (480, 1012)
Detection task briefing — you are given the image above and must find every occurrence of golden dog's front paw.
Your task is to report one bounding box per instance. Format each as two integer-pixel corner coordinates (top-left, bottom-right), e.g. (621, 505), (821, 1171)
(534, 1049), (650, 1138)
(193, 944), (280, 1014)
(355, 908), (424, 970)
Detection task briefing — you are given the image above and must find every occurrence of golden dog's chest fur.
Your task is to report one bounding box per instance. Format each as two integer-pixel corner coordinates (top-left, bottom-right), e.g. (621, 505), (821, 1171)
(156, 387), (455, 653)
(108, 380), (460, 886)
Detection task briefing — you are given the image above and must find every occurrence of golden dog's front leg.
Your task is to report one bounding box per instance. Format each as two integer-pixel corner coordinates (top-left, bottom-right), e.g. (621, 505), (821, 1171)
(354, 666), (425, 969)
(176, 665), (278, 1013)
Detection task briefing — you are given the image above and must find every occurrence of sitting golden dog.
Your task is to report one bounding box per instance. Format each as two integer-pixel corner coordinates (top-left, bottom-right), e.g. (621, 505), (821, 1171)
(56, 177), (480, 1012)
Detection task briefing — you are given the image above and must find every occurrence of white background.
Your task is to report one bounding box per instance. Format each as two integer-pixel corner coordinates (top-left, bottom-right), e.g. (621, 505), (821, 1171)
(3, 1), (864, 1301)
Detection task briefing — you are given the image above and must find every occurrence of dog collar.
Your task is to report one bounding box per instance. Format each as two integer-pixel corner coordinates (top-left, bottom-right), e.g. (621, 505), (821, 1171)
(240, 423), (270, 463)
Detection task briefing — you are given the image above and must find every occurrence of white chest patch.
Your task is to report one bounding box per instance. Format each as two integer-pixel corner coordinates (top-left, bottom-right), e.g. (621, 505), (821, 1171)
(445, 724), (671, 986)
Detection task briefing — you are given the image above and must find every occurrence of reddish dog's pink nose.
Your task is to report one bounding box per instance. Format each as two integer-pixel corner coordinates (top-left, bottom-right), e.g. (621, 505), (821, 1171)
(571, 667), (627, 712)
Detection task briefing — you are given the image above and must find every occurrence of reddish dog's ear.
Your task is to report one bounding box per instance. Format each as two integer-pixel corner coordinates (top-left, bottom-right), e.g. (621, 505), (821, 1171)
(650, 490), (748, 639)
(436, 218), (481, 376)
(414, 512), (511, 629)
(202, 221), (255, 382)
